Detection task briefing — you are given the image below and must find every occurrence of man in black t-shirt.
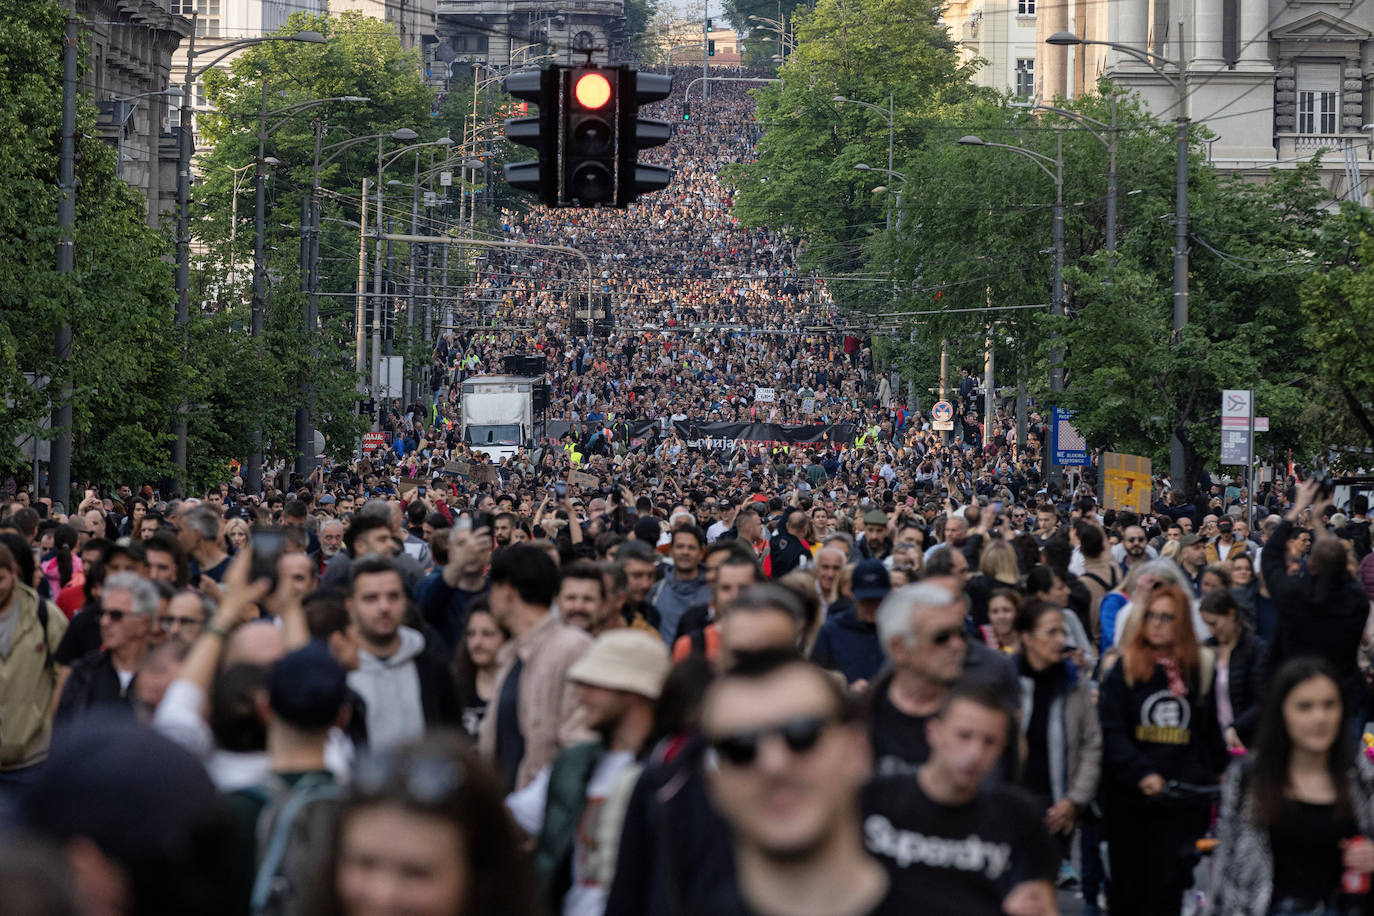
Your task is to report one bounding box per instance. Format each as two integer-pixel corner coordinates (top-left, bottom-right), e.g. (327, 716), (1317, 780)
(863, 683), (1057, 916)
(698, 652), (904, 916)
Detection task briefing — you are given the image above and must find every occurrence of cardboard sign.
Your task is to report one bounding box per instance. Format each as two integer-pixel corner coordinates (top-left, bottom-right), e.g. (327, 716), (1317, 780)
(754, 387), (775, 402)
(471, 465), (498, 485)
(1102, 452), (1152, 513)
(444, 460), (470, 478)
(568, 470), (601, 489)
(396, 477), (420, 494)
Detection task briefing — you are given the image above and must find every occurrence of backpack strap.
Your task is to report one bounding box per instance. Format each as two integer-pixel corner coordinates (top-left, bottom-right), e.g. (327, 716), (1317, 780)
(36, 599), (54, 674)
(690, 628), (706, 657)
(250, 773), (341, 915)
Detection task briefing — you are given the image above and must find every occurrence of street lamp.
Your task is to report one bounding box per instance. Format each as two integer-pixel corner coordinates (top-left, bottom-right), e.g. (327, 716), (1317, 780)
(835, 95), (895, 230)
(958, 132), (1065, 483)
(1048, 27), (1189, 482)
(1011, 98), (1119, 251)
(370, 135), (453, 415)
(107, 87), (183, 179)
(748, 14), (795, 55)
(243, 90), (368, 494)
(173, 16), (326, 482)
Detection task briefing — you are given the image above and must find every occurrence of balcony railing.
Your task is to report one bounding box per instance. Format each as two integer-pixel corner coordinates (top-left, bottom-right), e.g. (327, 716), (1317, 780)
(1276, 132), (1371, 160)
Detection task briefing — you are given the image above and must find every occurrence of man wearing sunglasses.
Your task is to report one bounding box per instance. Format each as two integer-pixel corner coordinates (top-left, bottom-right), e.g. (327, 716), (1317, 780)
(869, 583), (1018, 780)
(700, 651), (901, 915)
(863, 682), (1058, 916)
(54, 572), (157, 729)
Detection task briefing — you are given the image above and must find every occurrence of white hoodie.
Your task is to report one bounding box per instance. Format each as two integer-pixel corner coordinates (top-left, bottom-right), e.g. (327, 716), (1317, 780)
(348, 625), (427, 751)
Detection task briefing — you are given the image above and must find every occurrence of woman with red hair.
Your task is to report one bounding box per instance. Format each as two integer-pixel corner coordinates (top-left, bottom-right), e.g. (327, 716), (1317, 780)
(1098, 583), (1228, 916)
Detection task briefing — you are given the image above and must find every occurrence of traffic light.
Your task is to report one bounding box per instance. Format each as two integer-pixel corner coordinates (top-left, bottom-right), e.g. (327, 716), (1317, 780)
(617, 69), (674, 207)
(708, 39), (716, 56)
(562, 67), (619, 205)
(502, 65), (674, 209)
(503, 68), (558, 206)
(682, 101), (691, 121)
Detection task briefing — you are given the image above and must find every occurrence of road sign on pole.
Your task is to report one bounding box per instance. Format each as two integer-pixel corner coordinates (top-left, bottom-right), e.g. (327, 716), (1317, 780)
(1221, 389), (1252, 466)
(931, 399), (954, 431)
(1050, 407), (1089, 467)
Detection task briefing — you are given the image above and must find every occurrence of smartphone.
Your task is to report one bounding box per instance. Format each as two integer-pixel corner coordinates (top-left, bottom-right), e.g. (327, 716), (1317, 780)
(992, 500), (1003, 513)
(555, 480), (568, 497)
(250, 528), (286, 590)
(417, 487), (427, 498)
(455, 515), (472, 533)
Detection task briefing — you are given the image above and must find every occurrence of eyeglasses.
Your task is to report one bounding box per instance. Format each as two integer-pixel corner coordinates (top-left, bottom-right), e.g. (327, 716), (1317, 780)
(1143, 611), (1176, 625)
(929, 627), (967, 646)
(100, 609), (129, 623)
(158, 615), (202, 632)
(353, 749), (466, 804)
(707, 714), (837, 767)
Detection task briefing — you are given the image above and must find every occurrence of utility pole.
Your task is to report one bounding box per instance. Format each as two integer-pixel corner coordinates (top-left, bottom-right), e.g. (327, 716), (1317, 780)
(1171, 25), (1190, 486)
(407, 154), (421, 404)
(50, 19), (78, 510)
(355, 177), (369, 390)
(246, 79), (270, 496)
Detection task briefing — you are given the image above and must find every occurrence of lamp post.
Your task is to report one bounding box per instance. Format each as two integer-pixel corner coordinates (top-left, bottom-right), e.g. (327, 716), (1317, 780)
(308, 128), (418, 452)
(371, 135), (452, 420)
(958, 132), (1065, 485)
(747, 14), (795, 57)
(834, 94), (895, 230)
(1047, 28), (1188, 483)
(108, 87), (183, 180)
(173, 18), (325, 483)
(1011, 96), (1119, 251)
(245, 88), (368, 494)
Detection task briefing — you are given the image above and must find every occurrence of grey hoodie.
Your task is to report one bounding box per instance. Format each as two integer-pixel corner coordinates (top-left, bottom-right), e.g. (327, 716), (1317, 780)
(348, 625), (427, 751)
(649, 572), (709, 643)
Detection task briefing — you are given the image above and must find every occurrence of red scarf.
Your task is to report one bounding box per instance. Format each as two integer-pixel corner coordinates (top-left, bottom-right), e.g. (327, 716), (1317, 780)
(1157, 654), (1188, 697)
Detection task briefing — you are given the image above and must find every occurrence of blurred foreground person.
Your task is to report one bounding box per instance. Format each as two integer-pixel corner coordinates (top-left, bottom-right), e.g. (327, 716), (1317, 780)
(700, 651), (899, 915)
(314, 733), (540, 916)
(17, 715), (236, 916)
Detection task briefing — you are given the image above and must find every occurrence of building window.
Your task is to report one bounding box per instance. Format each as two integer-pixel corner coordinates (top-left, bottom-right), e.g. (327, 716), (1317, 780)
(1018, 0), (1035, 13)
(1015, 58), (1035, 97)
(1297, 63), (1340, 134)
(187, 0), (220, 37)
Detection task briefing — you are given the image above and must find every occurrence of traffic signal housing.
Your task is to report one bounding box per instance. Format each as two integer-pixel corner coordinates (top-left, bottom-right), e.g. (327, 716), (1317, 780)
(502, 65), (674, 209)
(503, 68), (558, 206)
(562, 67), (619, 205)
(618, 69), (673, 207)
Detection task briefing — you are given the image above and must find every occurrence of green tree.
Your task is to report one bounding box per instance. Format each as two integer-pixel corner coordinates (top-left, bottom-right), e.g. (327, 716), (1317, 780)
(186, 11), (438, 484)
(1057, 159), (1327, 488)
(0, 0), (183, 494)
(725, 0), (978, 301)
(1299, 207), (1374, 453)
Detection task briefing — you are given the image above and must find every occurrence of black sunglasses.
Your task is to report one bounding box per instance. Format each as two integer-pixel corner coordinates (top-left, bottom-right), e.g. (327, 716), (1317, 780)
(930, 627), (967, 646)
(100, 609), (129, 623)
(708, 714), (836, 767)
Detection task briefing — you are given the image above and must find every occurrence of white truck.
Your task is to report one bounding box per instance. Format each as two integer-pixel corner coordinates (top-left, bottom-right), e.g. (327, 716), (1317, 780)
(460, 375), (538, 461)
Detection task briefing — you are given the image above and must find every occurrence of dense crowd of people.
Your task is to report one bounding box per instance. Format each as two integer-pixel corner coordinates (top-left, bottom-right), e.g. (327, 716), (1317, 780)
(2, 65), (1374, 916)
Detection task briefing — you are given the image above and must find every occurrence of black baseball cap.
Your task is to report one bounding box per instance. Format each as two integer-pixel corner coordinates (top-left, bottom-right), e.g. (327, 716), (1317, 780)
(270, 643), (348, 731)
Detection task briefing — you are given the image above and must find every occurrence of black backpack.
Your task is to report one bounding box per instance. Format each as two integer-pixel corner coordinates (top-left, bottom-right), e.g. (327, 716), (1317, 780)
(234, 773), (342, 916)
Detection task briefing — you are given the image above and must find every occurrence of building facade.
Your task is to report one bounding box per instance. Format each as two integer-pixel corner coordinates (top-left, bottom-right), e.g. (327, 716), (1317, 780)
(65, 0), (190, 227)
(942, 0), (1043, 97)
(433, 0), (625, 79)
(946, 0), (1374, 201)
(167, 0), (329, 165)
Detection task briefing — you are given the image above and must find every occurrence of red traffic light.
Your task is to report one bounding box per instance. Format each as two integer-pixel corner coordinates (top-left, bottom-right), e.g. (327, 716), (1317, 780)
(574, 72), (612, 109)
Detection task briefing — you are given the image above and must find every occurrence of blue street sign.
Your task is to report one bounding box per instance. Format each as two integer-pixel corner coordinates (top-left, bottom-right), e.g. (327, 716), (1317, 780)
(1050, 407), (1090, 467)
